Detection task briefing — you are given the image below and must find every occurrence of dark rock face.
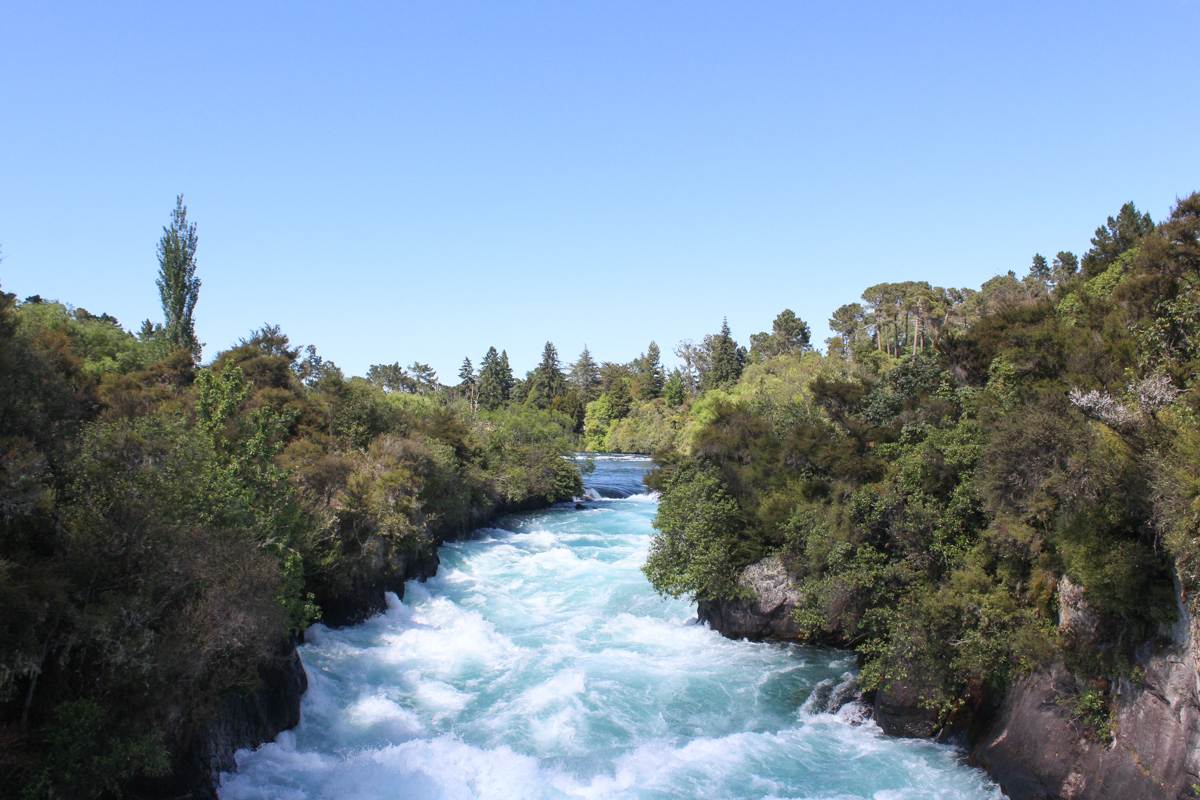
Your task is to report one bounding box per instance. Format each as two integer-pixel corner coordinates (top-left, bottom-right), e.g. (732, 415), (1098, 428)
(172, 500), (549, 797)
(698, 555), (804, 640)
(154, 644), (308, 799)
(316, 548), (441, 628)
(871, 673), (942, 739)
(971, 580), (1200, 800)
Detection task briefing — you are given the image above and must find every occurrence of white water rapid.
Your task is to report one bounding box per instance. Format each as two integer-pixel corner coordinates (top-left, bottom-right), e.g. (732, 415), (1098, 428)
(220, 455), (1004, 800)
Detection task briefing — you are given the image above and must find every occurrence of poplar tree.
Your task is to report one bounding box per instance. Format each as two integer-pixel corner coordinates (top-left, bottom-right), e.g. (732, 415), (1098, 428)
(156, 195), (201, 358)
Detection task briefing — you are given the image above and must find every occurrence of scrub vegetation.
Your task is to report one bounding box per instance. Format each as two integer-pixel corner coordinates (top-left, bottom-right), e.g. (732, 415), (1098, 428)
(644, 195), (1200, 732)
(0, 198), (581, 798)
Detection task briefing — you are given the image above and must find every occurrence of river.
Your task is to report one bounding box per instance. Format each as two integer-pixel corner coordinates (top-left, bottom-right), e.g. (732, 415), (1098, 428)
(220, 455), (1003, 799)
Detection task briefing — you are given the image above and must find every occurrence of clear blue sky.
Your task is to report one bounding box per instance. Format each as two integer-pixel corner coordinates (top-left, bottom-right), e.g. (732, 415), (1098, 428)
(2, 1), (1198, 378)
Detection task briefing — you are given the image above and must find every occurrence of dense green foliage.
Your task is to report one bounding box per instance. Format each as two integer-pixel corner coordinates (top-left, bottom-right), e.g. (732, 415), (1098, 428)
(644, 194), (1200, 732)
(0, 203), (581, 798)
(6, 189), (1198, 794)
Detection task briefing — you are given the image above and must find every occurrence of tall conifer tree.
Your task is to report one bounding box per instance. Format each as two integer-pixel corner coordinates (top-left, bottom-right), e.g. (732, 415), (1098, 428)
(569, 346), (602, 403)
(526, 341), (566, 409)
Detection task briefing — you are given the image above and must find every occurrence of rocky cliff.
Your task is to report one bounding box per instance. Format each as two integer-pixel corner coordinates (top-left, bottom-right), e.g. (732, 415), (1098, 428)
(702, 557), (1200, 800)
(972, 577), (1200, 800)
(697, 555), (804, 640)
(193, 645), (308, 798)
(176, 499), (547, 798)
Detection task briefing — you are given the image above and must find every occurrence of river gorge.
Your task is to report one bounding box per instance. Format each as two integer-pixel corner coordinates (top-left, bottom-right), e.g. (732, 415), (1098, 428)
(220, 456), (1004, 799)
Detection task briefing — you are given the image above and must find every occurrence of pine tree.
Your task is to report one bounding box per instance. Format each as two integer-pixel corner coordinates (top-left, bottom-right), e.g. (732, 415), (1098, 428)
(1023, 254), (1053, 298)
(409, 362), (438, 394)
(156, 194), (201, 358)
(477, 347), (508, 410)
(702, 318), (744, 390)
(751, 310), (812, 361)
(458, 357), (475, 386)
(1081, 202), (1154, 278)
(1029, 253), (1051, 281)
(634, 341), (665, 399)
(526, 341), (566, 409)
(367, 362), (413, 393)
(1052, 251), (1079, 288)
(498, 350), (515, 399)
(829, 303), (866, 348)
(458, 357), (478, 411)
(569, 346), (602, 403)
(771, 310), (811, 353)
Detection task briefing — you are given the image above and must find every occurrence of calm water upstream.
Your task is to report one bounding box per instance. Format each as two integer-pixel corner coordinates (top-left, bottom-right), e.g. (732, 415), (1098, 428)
(221, 455), (1004, 800)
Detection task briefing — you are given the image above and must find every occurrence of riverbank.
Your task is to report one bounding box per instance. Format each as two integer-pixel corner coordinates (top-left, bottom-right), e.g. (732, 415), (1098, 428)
(180, 491), (570, 799)
(700, 555), (1200, 800)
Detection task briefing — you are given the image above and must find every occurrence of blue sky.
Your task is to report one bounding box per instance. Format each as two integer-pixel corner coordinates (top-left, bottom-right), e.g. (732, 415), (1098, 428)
(2, 1), (1198, 378)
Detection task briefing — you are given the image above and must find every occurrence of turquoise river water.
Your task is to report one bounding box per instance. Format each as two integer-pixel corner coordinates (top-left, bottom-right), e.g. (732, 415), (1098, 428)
(220, 455), (1004, 800)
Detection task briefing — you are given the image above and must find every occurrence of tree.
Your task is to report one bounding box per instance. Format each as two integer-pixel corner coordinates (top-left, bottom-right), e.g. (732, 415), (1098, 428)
(1081, 201), (1154, 278)
(499, 350), (515, 397)
(294, 344), (337, 387)
(569, 346), (602, 403)
(408, 362), (438, 394)
(1052, 251), (1079, 288)
(702, 318), (744, 390)
(861, 283), (896, 353)
(643, 462), (746, 600)
(458, 357), (477, 410)
(771, 309), (811, 353)
(829, 303), (867, 355)
(458, 357), (475, 387)
(673, 340), (704, 396)
(1029, 253), (1050, 282)
(156, 195), (201, 358)
(239, 323), (300, 360)
(366, 362), (413, 393)
(477, 346), (512, 410)
(664, 369), (686, 407)
(750, 309), (811, 361)
(1022, 254), (1052, 299)
(525, 341), (567, 409)
(583, 393), (619, 451)
(632, 341), (665, 400)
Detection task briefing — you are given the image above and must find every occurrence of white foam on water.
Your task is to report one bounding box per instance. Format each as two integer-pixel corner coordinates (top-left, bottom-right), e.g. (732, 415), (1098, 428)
(509, 529), (559, 549)
(223, 461), (1005, 800)
(341, 693), (425, 739)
